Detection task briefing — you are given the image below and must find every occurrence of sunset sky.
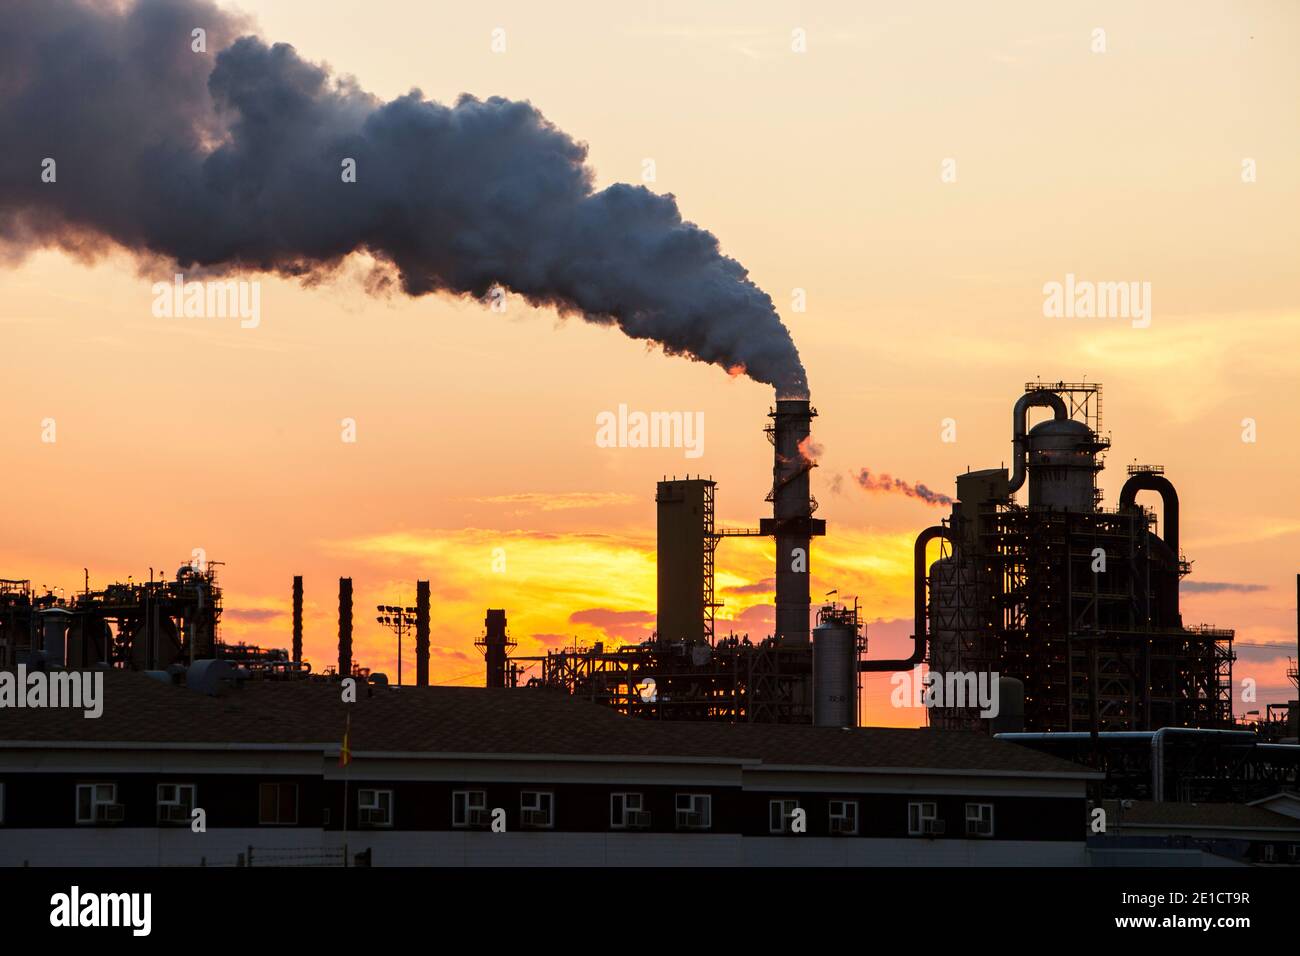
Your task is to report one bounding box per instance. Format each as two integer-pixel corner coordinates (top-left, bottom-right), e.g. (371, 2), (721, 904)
(2, 0), (1297, 725)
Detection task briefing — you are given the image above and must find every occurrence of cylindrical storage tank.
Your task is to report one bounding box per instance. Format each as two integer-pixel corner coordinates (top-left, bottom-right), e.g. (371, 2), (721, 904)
(1027, 418), (1097, 512)
(66, 618), (111, 667)
(129, 616), (181, 670)
(42, 615), (66, 667)
(990, 677), (1025, 734)
(813, 618), (858, 727)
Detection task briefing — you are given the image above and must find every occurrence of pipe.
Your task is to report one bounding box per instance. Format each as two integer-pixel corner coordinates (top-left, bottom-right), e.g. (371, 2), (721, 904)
(997, 729), (1257, 801)
(1008, 390), (1069, 494)
(860, 526), (951, 671)
(1118, 471), (1179, 560)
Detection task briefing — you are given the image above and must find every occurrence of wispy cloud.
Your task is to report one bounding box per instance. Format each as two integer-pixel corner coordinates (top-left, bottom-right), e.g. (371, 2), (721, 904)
(467, 491), (637, 513)
(1181, 581), (1268, 594)
(721, 577), (774, 596)
(223, 607), (282, 622)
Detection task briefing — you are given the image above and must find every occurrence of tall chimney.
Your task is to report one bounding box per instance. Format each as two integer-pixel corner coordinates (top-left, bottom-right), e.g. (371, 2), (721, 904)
(292, 575), (303, 663)
(415, 580), (430, 686)
(479, 609), (510, 688)
(338, 577), (352, 678)
(761, 400), (825, 645)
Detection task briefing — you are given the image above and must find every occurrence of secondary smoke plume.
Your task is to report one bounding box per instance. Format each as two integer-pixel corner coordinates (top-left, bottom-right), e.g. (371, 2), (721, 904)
(0, 0), (808, 398)
(852, 469), (953, 507)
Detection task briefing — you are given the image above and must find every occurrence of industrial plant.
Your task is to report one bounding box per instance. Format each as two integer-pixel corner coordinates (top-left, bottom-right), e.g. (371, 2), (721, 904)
(3, 380), (1298, 865)
(479, 383), (1294, 745)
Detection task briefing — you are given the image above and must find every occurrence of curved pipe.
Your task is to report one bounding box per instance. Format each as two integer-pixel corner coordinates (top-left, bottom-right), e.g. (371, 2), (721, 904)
(1008, 390), (1069, 494)
(860, 526), (952, 671)
(1119, 472), (1179, 559)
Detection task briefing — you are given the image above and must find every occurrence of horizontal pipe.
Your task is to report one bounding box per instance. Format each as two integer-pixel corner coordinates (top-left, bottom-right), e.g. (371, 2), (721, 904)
(997, 729), (1259, 802)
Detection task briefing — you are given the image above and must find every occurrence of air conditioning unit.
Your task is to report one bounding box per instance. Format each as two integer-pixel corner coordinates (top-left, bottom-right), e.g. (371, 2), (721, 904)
(829, 816), (855, 834)
(160, 803), (191, 823)
(676, 810), (706, 829)
(625, 809), (651, 829)
(924, 819), (946, 835)
(521, 809), (550, 828)
(97, 804), (125, 823)
(467, 808), (491, 828)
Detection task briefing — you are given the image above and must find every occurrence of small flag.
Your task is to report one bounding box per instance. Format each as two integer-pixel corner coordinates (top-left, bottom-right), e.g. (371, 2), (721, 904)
(340, 712), (352, 768)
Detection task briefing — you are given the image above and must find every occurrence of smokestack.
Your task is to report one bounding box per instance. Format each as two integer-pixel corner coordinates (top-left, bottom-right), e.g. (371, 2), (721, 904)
(291, 575), (303, 663)
(415, 580), (430, 686)
(338, 577), (352, 678)
(761, 400), (825, 645)
(480, 610), (510, 689)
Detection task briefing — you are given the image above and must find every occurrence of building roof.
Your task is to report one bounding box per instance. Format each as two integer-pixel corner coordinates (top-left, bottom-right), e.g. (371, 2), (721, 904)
(1103, 799), (1300, 831)
(0, 669), (1097, 778)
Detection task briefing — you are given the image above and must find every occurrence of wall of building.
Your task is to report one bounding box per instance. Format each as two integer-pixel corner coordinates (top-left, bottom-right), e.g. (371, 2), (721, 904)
(0, 828), (1088, 867)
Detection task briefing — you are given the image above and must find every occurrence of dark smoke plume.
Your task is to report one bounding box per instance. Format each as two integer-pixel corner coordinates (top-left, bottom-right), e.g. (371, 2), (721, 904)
(852, 469), (953, 507)
(0, 0), (808, 397)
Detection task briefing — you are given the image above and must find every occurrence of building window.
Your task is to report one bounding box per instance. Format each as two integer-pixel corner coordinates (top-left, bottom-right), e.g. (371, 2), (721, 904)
(675, 793), (711, 830)
(157, 784), (197, 825)
(965, 803), (994, 837)
(258, 783), (298, 825)
(1263, 844), (1275, 863)
(611, 792), (650, 829)
(76, 783), (121, 824)
(0, 782), (5, 825)
(829, 799), (858, 835)
(520, 791), (554, 829)
(358, 789), (393, 828)
(907, 801), (940, 836)
(452, 790), (489, 828)
(769, 799), (800, 834)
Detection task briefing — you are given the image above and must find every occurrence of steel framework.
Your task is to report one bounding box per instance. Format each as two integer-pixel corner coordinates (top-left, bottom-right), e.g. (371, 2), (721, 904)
(515, 636), (813, 723)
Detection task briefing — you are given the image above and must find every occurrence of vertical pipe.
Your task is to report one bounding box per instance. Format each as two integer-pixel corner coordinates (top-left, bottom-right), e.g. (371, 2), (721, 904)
(338, 577), (352, 678)
(292, 575), (303, 663)
(859, 526), (950, 671)
(415, 580), (430, 686)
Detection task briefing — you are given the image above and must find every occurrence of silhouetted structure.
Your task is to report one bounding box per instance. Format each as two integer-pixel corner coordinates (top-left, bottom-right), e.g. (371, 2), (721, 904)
(907, 383), (1235, 733)
(338, 577), (353, 678)
(0, 564), (222, 670)
(502, 401), (845, 723)
(292, 575), (303, 663)
(476, 610), (515, 689)
(416, 581), (430, 686)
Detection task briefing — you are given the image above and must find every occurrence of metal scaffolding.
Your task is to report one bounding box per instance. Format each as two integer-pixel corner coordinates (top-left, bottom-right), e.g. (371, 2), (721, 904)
(513, 636), (813, 723)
